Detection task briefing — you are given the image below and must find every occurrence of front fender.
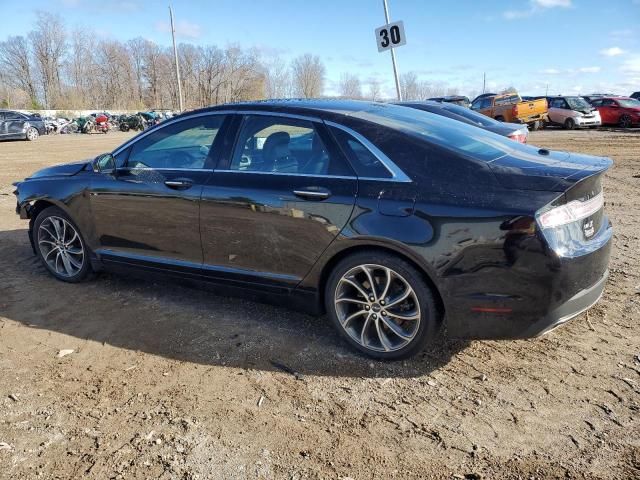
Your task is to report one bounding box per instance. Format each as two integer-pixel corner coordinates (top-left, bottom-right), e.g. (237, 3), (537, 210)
(14, 177), (95, 248)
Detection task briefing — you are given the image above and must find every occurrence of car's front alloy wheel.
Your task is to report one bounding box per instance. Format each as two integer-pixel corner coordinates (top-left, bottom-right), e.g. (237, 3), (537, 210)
(34, 207), (92, 282)
(26, 127), (39, 141)
(326, 251), (440, 359)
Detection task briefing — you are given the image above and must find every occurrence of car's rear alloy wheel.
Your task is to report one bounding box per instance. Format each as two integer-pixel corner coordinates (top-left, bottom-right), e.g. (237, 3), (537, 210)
(34, 207), (91, 282)
(326, 252), (440, 359)
(26, 127), (39, 141)
(619, 115), (632, 128)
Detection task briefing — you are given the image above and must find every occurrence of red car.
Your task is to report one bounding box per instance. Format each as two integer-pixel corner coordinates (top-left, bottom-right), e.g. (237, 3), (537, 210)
(591, 97), (640, 128)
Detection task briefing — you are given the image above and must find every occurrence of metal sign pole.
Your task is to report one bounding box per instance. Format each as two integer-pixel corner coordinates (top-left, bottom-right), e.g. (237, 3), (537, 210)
(169, 5), (184, 112)
(382, 0), (402, 101)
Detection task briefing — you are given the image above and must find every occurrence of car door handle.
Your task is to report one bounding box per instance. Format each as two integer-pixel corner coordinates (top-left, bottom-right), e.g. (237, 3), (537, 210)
(164, 179), (193, 190)
(293, 187), (331, 200)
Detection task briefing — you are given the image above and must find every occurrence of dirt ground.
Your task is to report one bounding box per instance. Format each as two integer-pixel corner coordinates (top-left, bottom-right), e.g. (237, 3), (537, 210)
(0, 129), (638, 480)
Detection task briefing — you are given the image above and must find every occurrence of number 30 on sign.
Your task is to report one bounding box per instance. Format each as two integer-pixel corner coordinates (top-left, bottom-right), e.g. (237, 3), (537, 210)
(375, 21), (406, 52)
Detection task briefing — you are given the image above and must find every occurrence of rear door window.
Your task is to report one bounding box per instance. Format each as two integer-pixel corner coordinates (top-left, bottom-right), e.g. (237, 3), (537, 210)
(229, 115), (352, 176)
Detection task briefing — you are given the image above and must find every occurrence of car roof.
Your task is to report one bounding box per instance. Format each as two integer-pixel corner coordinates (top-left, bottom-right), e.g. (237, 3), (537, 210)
(180, 99), (408, 121)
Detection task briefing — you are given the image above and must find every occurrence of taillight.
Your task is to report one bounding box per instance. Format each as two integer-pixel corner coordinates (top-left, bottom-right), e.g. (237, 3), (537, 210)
(537, 192), (604, 229)
(511, 104), (518, 117)
(508, 132), (527, 143)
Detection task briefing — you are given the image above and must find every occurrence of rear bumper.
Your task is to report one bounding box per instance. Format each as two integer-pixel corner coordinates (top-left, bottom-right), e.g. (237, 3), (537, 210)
(522, 269), (608, 337)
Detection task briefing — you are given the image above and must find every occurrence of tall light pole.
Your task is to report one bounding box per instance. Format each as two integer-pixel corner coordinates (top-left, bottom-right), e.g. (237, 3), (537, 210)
(169, 5), (184, 111)
(382, 0), (402, 101)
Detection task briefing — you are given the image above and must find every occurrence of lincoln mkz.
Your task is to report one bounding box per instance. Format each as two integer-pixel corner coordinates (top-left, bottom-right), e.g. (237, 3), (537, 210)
(13, 100), (612, 359)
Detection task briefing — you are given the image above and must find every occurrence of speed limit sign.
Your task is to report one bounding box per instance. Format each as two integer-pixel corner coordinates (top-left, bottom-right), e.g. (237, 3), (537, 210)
(375, 20), (406, 52)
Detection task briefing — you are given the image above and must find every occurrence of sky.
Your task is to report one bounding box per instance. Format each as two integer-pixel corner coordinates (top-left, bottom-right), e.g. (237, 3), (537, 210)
(0, 0), (638, 98)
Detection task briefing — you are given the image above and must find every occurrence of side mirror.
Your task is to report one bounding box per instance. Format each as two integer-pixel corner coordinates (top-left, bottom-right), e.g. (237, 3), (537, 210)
(93, 153), (116, 174)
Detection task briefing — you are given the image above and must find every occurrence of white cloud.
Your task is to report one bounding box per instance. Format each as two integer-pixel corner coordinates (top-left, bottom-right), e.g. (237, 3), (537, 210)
(504, 10), (531, 19)
(154, 19), (202, 39)
(600, 47), (626, 57)
(609, 29), (634, 38)
(503, 0), (572, 20)
(621, 55), (640, 74)
(532, 0), (571, 7)
(540, 66), (600, 75)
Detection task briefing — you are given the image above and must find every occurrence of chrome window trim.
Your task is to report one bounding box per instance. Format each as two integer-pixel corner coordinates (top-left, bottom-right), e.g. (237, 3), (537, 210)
(213, 169), (357, 180)
(324, 121), (412, 183)
(118, 167), (211, 172)
(213, 169), (404, 182)
(111, 111), (230, 157)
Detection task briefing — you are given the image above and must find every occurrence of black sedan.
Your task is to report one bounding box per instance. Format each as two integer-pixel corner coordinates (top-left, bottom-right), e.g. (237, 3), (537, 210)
(0, 109), (45, 141)
(395, 100), (528, 143)
(13, 100), (612, 359)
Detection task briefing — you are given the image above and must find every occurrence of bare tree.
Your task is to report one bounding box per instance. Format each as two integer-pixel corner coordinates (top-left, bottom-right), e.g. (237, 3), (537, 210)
(0, 36), (38, 106)
(127, 37), (147, 105)
(500, 86), (518, 94)
(263, 56), (292, 99)
(366, 78), (383, 101)
(29, 12), (66, 108)
(291, 53), (325, 98)
(339, 73), (362, 99)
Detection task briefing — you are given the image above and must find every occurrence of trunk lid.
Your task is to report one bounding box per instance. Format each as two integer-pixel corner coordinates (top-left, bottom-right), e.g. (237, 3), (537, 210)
(487, 148), (612, 192)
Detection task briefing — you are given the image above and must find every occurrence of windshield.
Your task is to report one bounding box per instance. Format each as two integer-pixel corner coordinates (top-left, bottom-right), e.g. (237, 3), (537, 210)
(440, 103), (497, 127)
(618, 98), (640, 108)
(566, 97), (591, 110)
(351, 103), (538, 162)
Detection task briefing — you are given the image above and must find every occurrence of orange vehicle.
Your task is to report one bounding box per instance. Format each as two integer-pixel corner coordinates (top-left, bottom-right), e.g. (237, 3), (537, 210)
(471, 93), (548, 130)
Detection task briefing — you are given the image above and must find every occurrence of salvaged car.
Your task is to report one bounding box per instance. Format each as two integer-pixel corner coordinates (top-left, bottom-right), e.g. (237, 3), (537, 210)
(396, 100), (528, 142)
(546, 96), (602, 129)
(13, 100), (612, 359)
(591, 97), (640, 128)
(471, 93), (548, 130)
(0, 110), (46, 141)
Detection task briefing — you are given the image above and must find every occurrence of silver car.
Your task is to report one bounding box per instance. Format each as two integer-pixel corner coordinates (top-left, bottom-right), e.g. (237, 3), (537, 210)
(546, 96), (601, 129)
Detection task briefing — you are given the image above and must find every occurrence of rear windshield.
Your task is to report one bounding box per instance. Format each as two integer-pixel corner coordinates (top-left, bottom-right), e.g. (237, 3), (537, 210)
(440, 103), (497, 127)
(350, 103), (532, 162)
(494, 94), (520, 106)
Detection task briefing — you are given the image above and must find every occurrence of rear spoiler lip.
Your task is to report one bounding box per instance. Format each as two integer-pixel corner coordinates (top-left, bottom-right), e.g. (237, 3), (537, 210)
(489, 155), (613, 192)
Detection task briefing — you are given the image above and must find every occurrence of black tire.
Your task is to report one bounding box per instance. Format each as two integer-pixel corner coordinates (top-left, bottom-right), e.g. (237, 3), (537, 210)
(564, 118), (576, 130)
(619, 115), (632, 128)
(494, 116), (505, 122)
(25, 127), (39, 141)
(33, 206), (92, 283)
(325, 250), (441, 360)
(530, 120), (543, 131)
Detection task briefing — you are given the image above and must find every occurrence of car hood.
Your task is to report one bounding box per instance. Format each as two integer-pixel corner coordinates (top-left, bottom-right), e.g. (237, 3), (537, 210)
(26, 160), (90, 179)
(487, 149), (612, 191)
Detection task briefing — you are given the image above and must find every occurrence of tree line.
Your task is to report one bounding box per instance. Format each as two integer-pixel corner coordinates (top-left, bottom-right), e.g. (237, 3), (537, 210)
(0, 11), (467, 111)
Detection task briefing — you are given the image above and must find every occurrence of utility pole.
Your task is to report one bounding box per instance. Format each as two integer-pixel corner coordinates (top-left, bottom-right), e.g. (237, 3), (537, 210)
(382, 0), (402, 101)
(482, 72), (486, 94)
(545, 83), (549, 96)
(169, 5), (184, 112)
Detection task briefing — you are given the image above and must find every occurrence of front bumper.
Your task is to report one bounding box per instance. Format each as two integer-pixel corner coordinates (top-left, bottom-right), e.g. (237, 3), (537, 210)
(523, 269), (608, 337)
(575, 115), (601, 127)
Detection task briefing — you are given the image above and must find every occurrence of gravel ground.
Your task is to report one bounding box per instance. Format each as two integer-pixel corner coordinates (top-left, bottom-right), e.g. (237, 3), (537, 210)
(0, 129), (638, 479)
